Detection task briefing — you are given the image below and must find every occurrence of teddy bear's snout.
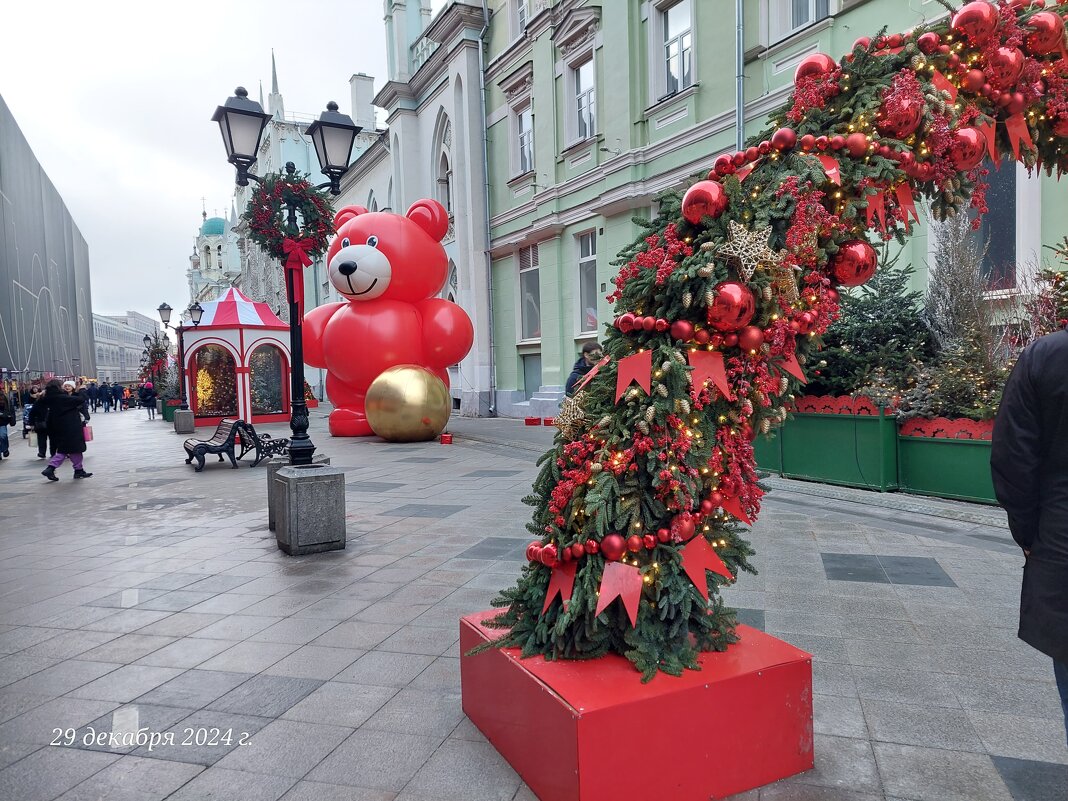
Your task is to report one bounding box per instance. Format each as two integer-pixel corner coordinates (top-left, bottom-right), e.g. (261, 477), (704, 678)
(337, 261), (358, 276)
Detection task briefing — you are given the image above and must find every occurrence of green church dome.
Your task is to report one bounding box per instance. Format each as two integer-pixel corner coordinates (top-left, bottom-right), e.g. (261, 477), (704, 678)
(200, 217), (226, 236)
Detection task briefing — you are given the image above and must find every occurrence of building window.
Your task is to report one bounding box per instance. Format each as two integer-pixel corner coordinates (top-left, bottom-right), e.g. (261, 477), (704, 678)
(517, 0), (529, 33)
(577, 231), (598, 334)
(437, 153), (453, 213)
(574, 59), (596, 141)
(518, 105), (534, 174)
(773, 0), (831, 40)
(974, 161), (1016, 289)
(518, 244), (541, 341)
(663, 2), (693, 96)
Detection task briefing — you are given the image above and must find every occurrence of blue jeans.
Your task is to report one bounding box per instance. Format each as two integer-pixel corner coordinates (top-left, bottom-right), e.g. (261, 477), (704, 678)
(0, 427), (8, 455)
(1055, 659), (1068, 747)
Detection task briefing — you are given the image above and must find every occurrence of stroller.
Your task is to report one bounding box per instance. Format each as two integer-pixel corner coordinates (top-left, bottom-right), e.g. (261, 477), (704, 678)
(22, 401), (33, 438)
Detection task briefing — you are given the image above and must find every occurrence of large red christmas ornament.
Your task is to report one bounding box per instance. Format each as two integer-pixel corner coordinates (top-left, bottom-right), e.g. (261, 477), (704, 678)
(600, 534), (627, 562)
(737, 325), (765, 353)
(670, 319), (695, 341)
(986, 47), (1025, 89)
(877, 96), (924, 139)
(671, 513), (696, 542)
(681, 180), (729, 224)
(852, 36), (872, 51)
(794, 53), (837, 83)
(845, 132), (870, 158)
(713, 154), (735, 176)
(917, 32), (942, 54)
(770, 127), (798, 151)
(1026, 11), (1066, 54)
(618, 312), (636, 332)
(951, 1), (1000, 44)
(950, 126), (987, 170)
(832, 240), (878, 287)
(706, 281), (756, 332)
(963, 69), (987, 92)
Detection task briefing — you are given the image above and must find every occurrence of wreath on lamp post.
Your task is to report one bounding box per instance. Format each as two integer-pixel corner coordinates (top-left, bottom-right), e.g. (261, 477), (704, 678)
(241, 167), (335, 261)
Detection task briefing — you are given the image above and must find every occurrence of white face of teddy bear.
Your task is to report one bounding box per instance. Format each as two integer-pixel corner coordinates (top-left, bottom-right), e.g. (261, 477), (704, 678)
(328, 235), (391, 300)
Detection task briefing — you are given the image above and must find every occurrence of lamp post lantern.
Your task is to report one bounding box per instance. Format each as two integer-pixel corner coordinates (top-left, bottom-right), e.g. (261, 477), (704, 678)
(159, 302), (202, 411)
(213, 87), (359, 466)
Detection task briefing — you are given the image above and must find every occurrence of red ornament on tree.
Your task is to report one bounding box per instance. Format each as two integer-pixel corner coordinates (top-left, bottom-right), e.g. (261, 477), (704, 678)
(713, 154), (735, 176)
(1025, 11), (1066, 55)
(951, 1), (1000, 45)
(845, 132), (870, 158)
(771, 127), (798, 151)
(670, 319), (695, 342)
(963, 69), (986, 92)
(626, 535), (642, 553)
(877, 95), (924, 139)
(600, 534), (627, 562)
(950, 126), (987, 171)
(706, 281), (756, 332)
(794, 53), (837, 83)
(737, 325), (765, 353)
(917, 32), (941, 54)
(681, 180), (729, 224)
(832, 240), (878, 286)
(618, 312), (636, 332)
(986, 47), (1025, 90)
(671, 513), (696, 542)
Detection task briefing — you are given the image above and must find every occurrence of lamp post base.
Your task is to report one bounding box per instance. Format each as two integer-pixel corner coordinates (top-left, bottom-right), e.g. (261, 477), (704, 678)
(173, 410), (196, 435)
(274, 464), (346, 555)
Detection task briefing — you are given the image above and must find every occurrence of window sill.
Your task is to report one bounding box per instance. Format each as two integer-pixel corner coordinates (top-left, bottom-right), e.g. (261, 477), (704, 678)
(517, 339), (542, 349)
(560, 135), (599, 159)
(507, 169), (535, 188)
(575, 331), (599, 341)
(644, 82), (699, 118)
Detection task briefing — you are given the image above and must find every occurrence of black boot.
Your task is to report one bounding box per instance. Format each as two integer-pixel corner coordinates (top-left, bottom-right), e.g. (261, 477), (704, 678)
(42, 466), (58, 481)
(73, 469), (93, 479)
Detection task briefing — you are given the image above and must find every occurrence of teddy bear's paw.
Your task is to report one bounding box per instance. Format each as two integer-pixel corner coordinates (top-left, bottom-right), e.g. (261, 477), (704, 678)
(329, 408), (374, 437)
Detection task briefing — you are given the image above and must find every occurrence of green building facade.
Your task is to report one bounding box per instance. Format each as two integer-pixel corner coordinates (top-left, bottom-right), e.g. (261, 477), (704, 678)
(482, 0), (1068, 417)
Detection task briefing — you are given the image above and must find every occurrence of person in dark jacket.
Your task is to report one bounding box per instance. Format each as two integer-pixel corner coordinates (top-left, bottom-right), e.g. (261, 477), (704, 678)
(141, 381), (158, 420)
(100, 381), (112, 412)
(0, 391), (14, 459)
(564, 342), (603, 397)
(111, 381), (124, 411)
(990, 328), (1068, 745)
(87, 381), (99, 412)
(36, 380), (92, 480)
(26, 386), (53, 457)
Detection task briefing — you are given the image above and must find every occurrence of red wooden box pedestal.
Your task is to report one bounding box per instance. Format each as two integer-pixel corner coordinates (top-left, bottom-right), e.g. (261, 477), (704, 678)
(460, 610), (813, 801)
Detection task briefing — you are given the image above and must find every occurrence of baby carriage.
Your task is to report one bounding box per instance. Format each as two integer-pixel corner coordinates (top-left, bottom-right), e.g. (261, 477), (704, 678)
(22, 401), (33, 438)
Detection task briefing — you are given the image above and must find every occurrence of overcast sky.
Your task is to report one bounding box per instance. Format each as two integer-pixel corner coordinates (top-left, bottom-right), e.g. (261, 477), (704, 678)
(0, 0), (410, 322)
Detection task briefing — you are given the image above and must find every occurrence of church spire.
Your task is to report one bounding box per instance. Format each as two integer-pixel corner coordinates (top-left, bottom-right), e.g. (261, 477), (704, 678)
(259, 80), (265, 108)
(271, 49), (279, 95)
(268, 50), (285, 119)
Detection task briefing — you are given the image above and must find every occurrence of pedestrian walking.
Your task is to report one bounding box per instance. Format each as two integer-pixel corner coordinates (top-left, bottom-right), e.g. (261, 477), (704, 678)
(87, 381), (99, 412)
(112, 382), (123, 411)
(141, 382), (158, 420)
(0, 391), (14, 460)
(26, 386), (53, 457)
(565, 342), (604, 397)
(990, 327), (1068, 746)
(36, 380), (92, 481)
(100, 381), (112, 412)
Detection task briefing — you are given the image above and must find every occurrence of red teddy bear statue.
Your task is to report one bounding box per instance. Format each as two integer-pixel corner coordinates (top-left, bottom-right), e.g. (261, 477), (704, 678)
(303, 199), (474, 437)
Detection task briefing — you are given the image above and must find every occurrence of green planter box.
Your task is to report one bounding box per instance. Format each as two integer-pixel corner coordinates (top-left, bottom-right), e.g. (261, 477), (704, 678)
(161, 400), (180, 423)
(753, 432), (782, 474)
(897, 436), (997, 504)
(778, 410), (899, 491)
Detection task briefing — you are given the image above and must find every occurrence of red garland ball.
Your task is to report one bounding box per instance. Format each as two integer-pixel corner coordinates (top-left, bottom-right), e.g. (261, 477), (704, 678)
(745, 146), (760, 162)
(670, 319), (696, 342)
(917, 32), (941, 54)
(570, 543), (585, 560)
(526, 543), (541, 562)
(732, 152), (747, 167)
(1025, 11), (1066, 55)
(626, 535), (642, 553)
(656, 528), (671, 543)
(950, 126), (987, 171)
(681, 180), (729, 225)
(723, 332), (739, 347)
(694, 328), (711, 344)
(951, 1), (1000, 44)
(673, 514), (696, 542)
(584, 540), (599, 555)
(706, 281), (756, 332)
(852, 36), (872, 51)
(654, 317), (669, 332)
(737, 325), (765, 353)
(771, 127), (798, 151)
(796, 311), (817, 334)
(642, 316), (657, 332)
(963, 69), (986, 92)
(877, 95), (924, 139)
(540, 544), (558, 568)
(713, 154), (735, 176)
(600, 533), (627, 562)
(986, 47), (1025, 90)
(830, 134), (846, 150)
(845, 132), (870, 158)
(699, 499), (715, 515)
(642, 534), (656, 550)
(832, 240), (879, 287)
(800, 134), (817, 152)
(618, 312), (636, 332)
(825, 287), (840, 306)
(794, 53), (837, 83)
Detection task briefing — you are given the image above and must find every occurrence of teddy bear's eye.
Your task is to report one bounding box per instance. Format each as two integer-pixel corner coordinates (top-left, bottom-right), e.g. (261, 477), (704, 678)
(341, 237), (350, 248)
(366, 236), (379, 248)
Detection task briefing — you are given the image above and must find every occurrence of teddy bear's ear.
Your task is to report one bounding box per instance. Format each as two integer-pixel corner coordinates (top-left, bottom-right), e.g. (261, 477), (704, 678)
(405, 199), (449, 242)
(334, 206), (369, 227)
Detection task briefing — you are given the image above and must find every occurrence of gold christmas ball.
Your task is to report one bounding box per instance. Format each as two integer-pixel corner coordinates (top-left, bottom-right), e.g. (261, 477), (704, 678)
(365, 365), (452, 442)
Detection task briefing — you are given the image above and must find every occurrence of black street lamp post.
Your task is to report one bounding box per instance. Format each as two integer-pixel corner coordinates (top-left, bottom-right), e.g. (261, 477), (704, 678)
(213, 87), (359, 466)
(158, 302), (203, 411)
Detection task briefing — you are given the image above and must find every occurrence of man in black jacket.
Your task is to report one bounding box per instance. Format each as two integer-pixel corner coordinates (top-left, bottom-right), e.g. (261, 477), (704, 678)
(564, 342), (603, 397)
(991, 328), (1068, 745)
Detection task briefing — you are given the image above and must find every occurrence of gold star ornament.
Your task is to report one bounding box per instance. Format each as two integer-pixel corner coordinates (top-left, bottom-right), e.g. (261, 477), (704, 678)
(717, 220), (780, 282)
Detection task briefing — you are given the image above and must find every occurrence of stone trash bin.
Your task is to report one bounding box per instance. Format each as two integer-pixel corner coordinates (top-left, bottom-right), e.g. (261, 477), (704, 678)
(266, 454), (330, 531)
(273, 463), (346, 556)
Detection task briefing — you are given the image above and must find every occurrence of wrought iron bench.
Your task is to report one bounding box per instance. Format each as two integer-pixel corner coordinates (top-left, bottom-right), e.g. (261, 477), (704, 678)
(183, 418), (243, 472)
(237, 422), (290, 467)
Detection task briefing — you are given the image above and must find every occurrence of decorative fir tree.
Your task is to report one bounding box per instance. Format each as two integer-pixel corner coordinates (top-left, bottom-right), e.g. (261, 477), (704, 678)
(483, 1), (1068, 680)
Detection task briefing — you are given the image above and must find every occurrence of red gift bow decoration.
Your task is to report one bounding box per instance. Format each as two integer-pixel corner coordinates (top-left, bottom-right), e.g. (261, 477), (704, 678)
(594, 561), (643, 626)
(735, 158), (762, 183)
(816, 154), (841, 186)
(771, 348), (807, 384)
(1004, 113), (1034, 162)
(895, 183), (920, 232)
(615, 350), (652, 401)
(681, 535), (734, 600)
(976, 120), (998, 168)
(282, 237), (317, 319)
(720, 495), (753, 526)
(864, 187), (888, 233)
(930, 70), (958, 103)
(688, 350), (733, 401)
(542, 561), (578, 614)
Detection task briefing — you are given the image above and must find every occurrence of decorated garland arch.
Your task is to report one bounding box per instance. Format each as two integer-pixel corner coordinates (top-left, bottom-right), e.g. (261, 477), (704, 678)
(485, 0), (1068, 680)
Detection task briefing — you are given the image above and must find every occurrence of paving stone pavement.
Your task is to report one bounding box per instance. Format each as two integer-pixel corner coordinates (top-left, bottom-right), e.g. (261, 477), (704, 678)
(0, 408), (1065, 801)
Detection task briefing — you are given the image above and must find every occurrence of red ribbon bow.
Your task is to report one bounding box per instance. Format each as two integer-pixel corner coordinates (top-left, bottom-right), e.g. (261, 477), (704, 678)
(282, 237), (317, 319)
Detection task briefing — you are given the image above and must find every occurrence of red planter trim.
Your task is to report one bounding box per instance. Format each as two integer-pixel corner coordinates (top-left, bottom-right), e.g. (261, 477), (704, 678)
(792, 395), (879, 416)
(898, 417), (993, 440)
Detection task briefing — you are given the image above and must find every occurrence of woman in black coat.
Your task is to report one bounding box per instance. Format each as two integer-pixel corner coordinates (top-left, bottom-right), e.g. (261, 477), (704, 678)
(35, 380), (92, 480)
(990, 328), (1068, 744)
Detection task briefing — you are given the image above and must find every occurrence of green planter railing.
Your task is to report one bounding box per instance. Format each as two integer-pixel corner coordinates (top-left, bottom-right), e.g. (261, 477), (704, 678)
(754, 397), (997, 504)
(161, 399), (181, 423)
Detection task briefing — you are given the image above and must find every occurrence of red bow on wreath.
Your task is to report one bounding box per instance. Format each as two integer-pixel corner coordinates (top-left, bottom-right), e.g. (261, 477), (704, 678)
(282, 237), (317, 319)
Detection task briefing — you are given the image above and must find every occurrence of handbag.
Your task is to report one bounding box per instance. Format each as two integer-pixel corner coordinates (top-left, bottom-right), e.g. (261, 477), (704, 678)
(83, 425), (94, 442)
(28, 430), (37, 448)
